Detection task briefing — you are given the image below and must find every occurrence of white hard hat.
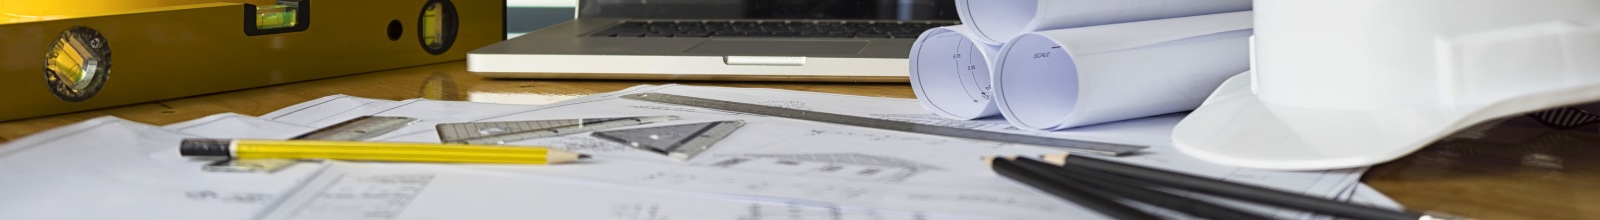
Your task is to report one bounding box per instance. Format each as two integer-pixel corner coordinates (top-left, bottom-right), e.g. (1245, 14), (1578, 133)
(1172, 1), (1600, 170)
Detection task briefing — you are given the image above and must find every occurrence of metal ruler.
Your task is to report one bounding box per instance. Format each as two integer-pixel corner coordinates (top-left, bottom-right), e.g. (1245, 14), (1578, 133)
(205, 116), (419, 173)
(620, 93), (1147, 156)
(436, 116), (680, 144)
(291, 116), (419, 140)
(591, 120), (745, 160)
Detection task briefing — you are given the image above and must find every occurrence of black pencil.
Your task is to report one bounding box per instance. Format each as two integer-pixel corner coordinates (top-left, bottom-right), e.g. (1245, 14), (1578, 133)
(1040, 154), (1456, 220)
(1010, 157), (1274, 220)
(989, 157), (1161, 220)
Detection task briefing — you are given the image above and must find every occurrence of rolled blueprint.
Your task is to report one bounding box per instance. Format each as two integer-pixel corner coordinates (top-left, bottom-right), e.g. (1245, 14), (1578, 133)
(955, 0), (1251, 45)
(992, 11), (1252, 130)
(909, 25), (1005, 120)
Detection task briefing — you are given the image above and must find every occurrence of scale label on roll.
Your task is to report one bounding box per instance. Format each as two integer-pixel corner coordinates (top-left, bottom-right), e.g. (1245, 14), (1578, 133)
(922, 32), (991, 103)
(909, 26), (1003, 119)
(993, 35), (1079, 130)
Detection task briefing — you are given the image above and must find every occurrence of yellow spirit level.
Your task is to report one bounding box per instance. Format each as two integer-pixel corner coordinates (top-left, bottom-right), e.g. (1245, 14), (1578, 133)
(0, 0), (503, 121)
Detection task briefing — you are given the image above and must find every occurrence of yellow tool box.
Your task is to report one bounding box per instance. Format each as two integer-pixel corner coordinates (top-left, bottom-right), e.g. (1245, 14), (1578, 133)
(0, 0), (503, 121)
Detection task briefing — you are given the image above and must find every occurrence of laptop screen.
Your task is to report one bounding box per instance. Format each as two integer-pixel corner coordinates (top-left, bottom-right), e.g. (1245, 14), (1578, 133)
(578, 0), (958, 21)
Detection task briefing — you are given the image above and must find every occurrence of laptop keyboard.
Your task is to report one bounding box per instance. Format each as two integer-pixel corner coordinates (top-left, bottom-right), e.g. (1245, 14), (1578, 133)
(587, 20), (961, 39)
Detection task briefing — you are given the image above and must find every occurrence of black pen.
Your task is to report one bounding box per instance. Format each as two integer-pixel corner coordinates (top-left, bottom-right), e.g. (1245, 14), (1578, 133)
(989, 157), (1161, 220)
(1040, 154), (1466, 220)
(1010, 157), (1274, 220)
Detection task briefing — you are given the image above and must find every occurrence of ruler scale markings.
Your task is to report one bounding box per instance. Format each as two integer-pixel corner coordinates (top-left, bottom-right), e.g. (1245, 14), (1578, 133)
(620, 93), (1146, 156)
(291, 116), (419, 140)
(436, 116), (680, 144)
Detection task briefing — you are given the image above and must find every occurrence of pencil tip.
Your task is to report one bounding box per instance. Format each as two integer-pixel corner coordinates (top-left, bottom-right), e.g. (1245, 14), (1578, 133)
(579, 154), (593, 160)
(982, 155), (1021, 167)
(1040, 154), (1070, 165)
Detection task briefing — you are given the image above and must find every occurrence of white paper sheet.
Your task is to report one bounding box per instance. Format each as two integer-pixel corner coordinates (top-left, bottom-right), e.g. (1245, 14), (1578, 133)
(910, 25), (1007, 120)
(0, 85), (1398, 219)
(992, 11), (1253, 130)
(148, 85), (1388, 219)
(165, 113), (318, 139)
(264, 84), (1364, 219)
(0, 117), (323, 220)
(177, 104), (1043, 220)
(955, 0), (1252, 45)
(192, 104), (1386, 220)
(258, 162), (1003, 220)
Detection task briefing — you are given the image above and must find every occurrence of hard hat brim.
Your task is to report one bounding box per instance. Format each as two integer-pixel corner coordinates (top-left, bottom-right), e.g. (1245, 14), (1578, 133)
(1173, 71), (1600, 170)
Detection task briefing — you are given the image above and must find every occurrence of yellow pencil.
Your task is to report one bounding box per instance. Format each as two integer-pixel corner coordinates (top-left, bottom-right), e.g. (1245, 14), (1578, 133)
(179, 138), (589, 165)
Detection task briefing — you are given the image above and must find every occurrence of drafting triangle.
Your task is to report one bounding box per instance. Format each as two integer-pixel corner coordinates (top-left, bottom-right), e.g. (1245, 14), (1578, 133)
(592, 120), (745, 160)
(436, 116), (678, 144)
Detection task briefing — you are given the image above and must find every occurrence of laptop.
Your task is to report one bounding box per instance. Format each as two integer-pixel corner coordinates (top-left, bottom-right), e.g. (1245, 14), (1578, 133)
(468, 0), (959, 82)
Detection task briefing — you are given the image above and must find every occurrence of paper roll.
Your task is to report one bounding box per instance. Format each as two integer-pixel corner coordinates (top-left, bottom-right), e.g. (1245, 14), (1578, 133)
(955, 0), (1251, 45)
(909, 25), (1005, 120)
(992, 11), (1253, 130)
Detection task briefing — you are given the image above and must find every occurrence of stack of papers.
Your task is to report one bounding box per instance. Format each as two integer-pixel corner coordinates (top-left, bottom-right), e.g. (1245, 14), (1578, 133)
(0, 85), (1399, 219)
(912, 1), (1253, 130)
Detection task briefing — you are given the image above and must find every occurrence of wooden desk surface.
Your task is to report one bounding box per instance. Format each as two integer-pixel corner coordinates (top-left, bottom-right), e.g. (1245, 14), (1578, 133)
(2, 61), (1595, 219)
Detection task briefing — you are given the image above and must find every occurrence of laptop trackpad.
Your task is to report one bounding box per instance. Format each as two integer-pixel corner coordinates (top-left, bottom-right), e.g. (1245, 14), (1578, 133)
(685, 40), (867, 55)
